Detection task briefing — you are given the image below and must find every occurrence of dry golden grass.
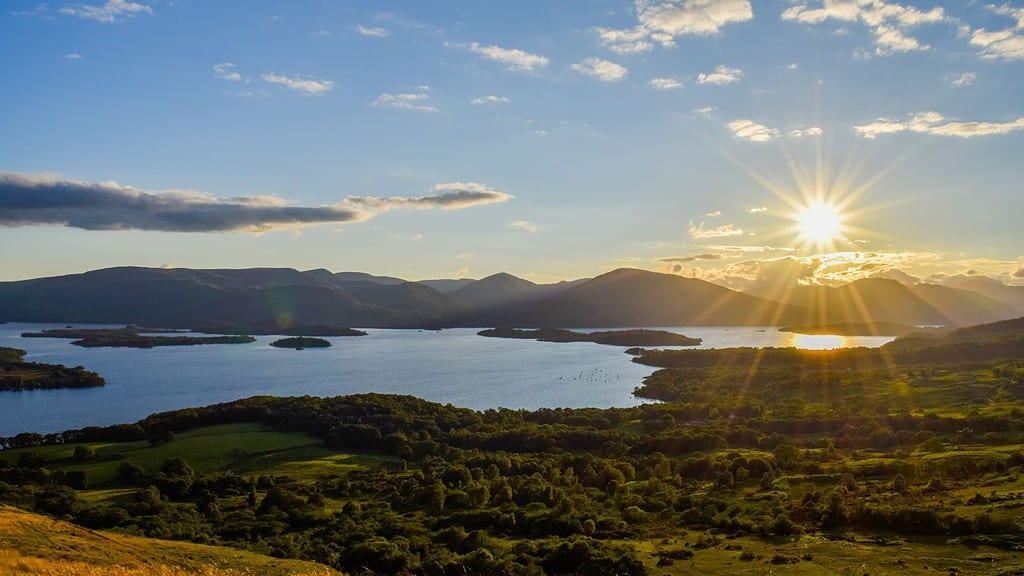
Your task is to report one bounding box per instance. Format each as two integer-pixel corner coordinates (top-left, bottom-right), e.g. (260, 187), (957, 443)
(0, 506), (340, 576)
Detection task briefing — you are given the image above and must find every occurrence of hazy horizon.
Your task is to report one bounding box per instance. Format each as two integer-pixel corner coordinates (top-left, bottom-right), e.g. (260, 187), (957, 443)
(2, 1), (1022, 291)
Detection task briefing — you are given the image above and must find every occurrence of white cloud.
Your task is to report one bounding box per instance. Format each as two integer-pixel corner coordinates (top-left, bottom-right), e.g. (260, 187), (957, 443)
(697, 64), (742, 85)
(571, 57), (629, 82)
(357, 25), (389, 37)
(648, 77), (682, 89)
(261, 73), (334, 95)
(470, 95), (511, 105)
(213, 62), (242, 82)
(693, 105), (717, 117)
(854, 111), (1024, 138)
(782, 0), (947, 56)
(946, 72), (976, 88)
(968, 6), (1024, 61)
(59, 0), (151, 23)
(705, 210), (722, 218)
(469, 42), (549, 72)
(636, 0), (753, 37)
(689, 221), (744, 239)
(372, 92), (437, 112)
(789, 126), (823, 138)
(747, 206), (768, 213)
(510, 220), (538, 233)
(786, 63), (799, 70)
(594, 26), (654, 53)
(591, 1), (751, 56)
(728, 119), (778, 142)
(65, 53), (82, 60)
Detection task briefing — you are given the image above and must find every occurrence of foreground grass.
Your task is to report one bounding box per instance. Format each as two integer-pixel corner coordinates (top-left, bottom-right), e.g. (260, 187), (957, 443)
(0, 505), (340, 576)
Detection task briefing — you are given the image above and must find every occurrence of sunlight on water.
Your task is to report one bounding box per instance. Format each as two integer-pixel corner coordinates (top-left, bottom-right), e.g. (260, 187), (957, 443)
(786, 333), (851, 350)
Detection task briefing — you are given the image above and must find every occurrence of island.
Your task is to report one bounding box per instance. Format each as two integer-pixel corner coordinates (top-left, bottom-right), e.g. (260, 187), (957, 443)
(0, 347), (105, 391)
(22, 327), (256, 348)
(269, 337), (332, 349)
(195, 323), (367, 337)
(477, 327), (702, 347)
(777, 321), (918, 336)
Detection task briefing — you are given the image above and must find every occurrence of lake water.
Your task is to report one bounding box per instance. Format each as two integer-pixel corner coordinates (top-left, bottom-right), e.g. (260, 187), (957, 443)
(0, 323), (894, 436)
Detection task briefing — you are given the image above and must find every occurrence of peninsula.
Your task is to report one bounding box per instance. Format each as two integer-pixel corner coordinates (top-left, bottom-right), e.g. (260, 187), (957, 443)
(0, 347), (105, 391)
(478, 327), (701, 347)
(23, 327), (256, 348)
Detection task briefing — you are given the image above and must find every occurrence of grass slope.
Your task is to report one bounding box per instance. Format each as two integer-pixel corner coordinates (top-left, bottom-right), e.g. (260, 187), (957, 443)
(0, 505), (340, 576)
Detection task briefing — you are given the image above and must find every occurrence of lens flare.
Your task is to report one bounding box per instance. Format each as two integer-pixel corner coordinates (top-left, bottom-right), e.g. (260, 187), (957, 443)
(797, 201), (844, 248)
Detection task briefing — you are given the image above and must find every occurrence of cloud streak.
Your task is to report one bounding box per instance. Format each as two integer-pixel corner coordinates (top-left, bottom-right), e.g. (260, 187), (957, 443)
(372, 92), (437, 112)
(0, 173), (511, 233)
(689, 221), (743, 239)
(728, 119), (778, 142)
(854, 111), (1024, 138)
(60, 0), (151, 23)
(658, 253), (724, 263)
(571, 57), (628, 82)
(261, 73), (334, 95)
(697, 65), (742, 85)
(468, 42), (549, 72)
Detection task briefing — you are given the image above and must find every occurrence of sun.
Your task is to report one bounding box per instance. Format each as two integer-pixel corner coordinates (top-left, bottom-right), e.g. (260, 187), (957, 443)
(797, 201), (844, 247)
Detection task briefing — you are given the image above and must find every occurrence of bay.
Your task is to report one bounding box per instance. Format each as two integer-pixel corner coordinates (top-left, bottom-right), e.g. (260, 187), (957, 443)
(0, 323), (894, 436)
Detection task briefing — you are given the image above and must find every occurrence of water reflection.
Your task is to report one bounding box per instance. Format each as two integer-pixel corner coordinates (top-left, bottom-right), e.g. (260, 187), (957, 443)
(785, 333), (851, 350)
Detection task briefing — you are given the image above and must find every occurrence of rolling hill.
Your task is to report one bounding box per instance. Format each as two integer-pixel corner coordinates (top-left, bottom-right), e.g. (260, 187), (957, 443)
(759, 277), (1017, 327)
(1, 266), (1021, 330)
(0, 505), (338, 576)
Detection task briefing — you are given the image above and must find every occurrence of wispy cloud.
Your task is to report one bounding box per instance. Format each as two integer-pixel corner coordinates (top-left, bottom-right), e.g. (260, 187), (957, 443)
(65, 53), (82, 60)
(947, 72), (976, 87)
(697, 65), (742, 85)
(689, 221), (744, 239)
(470, 95), (510, 105)
(968, 4), (1024, 61)
(705, 210), (721, 218)
(594, 26), (653, 53)
(854, 111), (1024, 138)
(261, 73), (334, 95)
(571, 57), (628, 82)
(782, 0), (947, 56)
(213, 62), (242, 82)
(747, 206), (767, 213)
(658, 253), (724, 263)
(728, 119), (778, 142)
(59, 0), (151, 23)
(648, 77), (682, 90)
(0, 172), (511, 233)
(789, 126), (823, 138)
(357, 25), (389, 37)
(372, 91), (437, 112)
(468, 42), (549, 72)
(693, 105), (717, 117)
(510, 220), (538, 233)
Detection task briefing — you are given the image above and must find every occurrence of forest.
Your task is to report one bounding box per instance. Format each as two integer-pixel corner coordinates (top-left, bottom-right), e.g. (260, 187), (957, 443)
(3, 320), (1024, 574)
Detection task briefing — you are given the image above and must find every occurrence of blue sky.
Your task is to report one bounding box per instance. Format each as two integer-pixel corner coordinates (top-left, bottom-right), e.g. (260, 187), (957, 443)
(1, 0), (1022, 289)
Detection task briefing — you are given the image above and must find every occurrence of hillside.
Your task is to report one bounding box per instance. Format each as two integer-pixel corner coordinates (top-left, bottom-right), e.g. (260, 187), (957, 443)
(1, 266), (1021, 330)
(474, 268), (804, 327)
(762, 278), (1017, 327)
(0, 505), (339, 576)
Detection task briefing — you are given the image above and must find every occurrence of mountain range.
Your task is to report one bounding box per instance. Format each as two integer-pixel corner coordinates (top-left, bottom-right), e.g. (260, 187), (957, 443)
(0, 266), (1020, 330)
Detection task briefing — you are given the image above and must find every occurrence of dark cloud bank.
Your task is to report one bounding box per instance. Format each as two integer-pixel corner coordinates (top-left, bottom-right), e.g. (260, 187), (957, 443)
(0, 172), (511, 232)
